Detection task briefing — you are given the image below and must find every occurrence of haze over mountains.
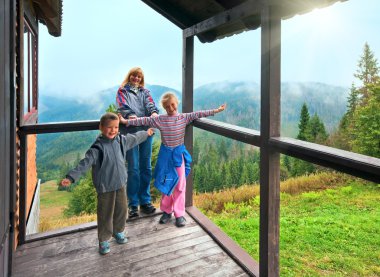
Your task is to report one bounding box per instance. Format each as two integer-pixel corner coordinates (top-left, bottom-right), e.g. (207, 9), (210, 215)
(39, 81), (349, 133)
(36, 81), (349, 180)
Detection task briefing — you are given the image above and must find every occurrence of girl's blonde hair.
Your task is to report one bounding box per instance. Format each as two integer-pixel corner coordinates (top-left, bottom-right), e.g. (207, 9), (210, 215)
(121, 67), (145, 87)
(160, 92), (179, 108)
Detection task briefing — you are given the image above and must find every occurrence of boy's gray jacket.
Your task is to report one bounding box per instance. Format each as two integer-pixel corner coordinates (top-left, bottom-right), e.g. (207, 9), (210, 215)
(66, 131), (148, 193)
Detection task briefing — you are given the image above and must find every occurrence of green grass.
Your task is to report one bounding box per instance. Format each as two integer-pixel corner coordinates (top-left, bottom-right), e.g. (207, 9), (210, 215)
(40, 180), (72, 219)
(205, 181), (380, 276)
(40, 180), (72, 207)
(39, 180), (97, 232)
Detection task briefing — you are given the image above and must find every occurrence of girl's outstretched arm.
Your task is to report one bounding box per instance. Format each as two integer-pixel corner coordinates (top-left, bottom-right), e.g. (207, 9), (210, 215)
(214, 103), (227, 113)
(183, 104), (226, 124)
(117, 113), (160, 128)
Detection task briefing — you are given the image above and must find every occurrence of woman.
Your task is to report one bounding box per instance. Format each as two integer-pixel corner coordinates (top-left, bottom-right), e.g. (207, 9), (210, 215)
(116, 67), (159, 218)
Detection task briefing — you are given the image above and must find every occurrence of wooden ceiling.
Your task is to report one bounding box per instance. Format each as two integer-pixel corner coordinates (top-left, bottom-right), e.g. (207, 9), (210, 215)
(141, 0), (347, 43)
(31, 0), (63, 36)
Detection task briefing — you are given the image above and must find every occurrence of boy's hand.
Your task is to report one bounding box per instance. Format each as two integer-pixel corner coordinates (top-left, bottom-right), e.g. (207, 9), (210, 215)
(60, 178), (71, 187)
(151, 112), (158, 117)
(147, 128), (155, 136)
(118, 113), (128, 124)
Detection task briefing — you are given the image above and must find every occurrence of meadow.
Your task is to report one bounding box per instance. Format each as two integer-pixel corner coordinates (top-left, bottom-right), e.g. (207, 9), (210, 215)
(203, 177), (380, 276)
(39, 173), (380, 275)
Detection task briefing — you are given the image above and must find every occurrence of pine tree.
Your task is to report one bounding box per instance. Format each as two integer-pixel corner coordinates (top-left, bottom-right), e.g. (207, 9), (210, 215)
(297, 103), (310, 141)
(351, 84), (380, 158)
(307, 114), (328, 144)
(347, 83), (359, 116)
(217, 139), (228, 161)
(354, 42), (380, 102)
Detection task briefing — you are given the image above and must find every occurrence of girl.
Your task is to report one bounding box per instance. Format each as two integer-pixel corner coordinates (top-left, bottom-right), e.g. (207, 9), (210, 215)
(119, 92), (226, 227)
(116, 67), (159, 218)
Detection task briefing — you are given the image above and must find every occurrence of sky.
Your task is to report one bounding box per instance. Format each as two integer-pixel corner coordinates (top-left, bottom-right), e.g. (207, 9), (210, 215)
(39, 0), (380, 98)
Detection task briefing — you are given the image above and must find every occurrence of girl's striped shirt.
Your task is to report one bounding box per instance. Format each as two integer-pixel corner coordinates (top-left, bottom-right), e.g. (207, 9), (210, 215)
(126, 110), (216, 147)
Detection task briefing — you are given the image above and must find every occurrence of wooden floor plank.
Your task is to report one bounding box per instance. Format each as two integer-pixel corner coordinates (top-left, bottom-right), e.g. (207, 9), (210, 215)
(13, 212), (251, 277)
(46, 232), (212, 276)
(131, 246), (223, 275)
(80, 238), (216, 277)
(150, 252), (238, 276)
(14, 217), (197, 264)
(13, 225), (205, 275)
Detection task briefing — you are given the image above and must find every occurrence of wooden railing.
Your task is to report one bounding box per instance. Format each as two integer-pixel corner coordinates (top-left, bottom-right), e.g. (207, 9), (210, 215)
(18, 118), (380, 244)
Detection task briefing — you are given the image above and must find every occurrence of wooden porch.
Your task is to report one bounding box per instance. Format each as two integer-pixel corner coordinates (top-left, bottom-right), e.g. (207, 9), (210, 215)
(12, 209), (258, 276)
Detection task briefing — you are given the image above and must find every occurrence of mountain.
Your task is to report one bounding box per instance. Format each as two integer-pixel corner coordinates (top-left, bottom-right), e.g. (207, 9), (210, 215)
(194, 81), (348, 134)
(38, 84), (179, 123)
(36, 81), (349, 181)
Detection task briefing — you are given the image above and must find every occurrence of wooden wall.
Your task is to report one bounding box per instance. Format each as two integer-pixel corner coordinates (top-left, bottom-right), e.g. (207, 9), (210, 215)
(0, 0), (16, 276)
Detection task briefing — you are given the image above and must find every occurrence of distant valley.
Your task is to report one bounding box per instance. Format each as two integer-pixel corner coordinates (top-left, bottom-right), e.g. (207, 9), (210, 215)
(37, 81), (349, 180)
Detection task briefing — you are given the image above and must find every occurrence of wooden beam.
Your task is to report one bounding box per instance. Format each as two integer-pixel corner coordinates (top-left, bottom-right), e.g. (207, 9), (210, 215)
(26, 221), (97, 243)
(18, 134), (27, 245)
(269, 137), (380, 183)
(193, 118), (260, 146)
(183, 0), (260, 38)
(191, 117), (379, 183)
(182, 35), (194, 207)
(9, 0), (17, 274)
(19, 120), (99, 135)
(260, 3), (281, 276)
(141, 0), (192, 29)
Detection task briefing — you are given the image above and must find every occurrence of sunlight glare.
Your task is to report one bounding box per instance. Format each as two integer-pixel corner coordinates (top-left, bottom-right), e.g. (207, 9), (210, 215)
(305, 6), (342, 36)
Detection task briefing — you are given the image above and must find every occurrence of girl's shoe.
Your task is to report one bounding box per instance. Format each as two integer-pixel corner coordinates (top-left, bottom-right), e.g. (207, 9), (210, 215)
(175, 216), (186, 227)
(99, 241), (110, 255)
(113, 232), (128, 244)
(159, 212), (172, 224)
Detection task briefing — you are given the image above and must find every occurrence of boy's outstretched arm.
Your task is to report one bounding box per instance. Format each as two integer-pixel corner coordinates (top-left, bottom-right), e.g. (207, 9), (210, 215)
(147, 128), (155, 136)
(123, 130), (150, 152)
(61, 149), (98, 186)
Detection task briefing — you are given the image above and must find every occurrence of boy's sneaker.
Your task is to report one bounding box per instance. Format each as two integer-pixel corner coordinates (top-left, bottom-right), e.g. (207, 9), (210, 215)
(175, 216), (186, 227)
(140, 203), (156, 214)
(99, 241), (110, 255)
(113, 232), (128, 244)
(159, 212), (172, 224)
(128, 206), (139, 218)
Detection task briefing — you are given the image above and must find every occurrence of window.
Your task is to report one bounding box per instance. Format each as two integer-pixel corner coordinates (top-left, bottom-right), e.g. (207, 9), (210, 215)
(22, 18), (38, 124)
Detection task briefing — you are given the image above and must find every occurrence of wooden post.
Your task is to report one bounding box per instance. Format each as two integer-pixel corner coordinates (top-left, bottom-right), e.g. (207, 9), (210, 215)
(182, 34), (194, 207)
(9, 0), (17, 273)
(260, 3), (281, 276)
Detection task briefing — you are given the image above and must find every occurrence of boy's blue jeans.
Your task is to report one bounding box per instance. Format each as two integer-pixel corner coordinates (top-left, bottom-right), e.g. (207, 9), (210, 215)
(126, 135), (153, 207)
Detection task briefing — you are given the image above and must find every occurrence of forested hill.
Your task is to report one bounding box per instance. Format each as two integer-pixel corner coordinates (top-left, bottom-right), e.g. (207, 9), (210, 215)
(40, 81), (348, 131)
(38, 84), (178, 123)
(193, 81), (349, 133)
(37, 81), (348, 181)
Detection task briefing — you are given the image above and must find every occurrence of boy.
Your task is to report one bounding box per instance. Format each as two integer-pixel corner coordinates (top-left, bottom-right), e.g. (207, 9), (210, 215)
(60, 112), (154, 255)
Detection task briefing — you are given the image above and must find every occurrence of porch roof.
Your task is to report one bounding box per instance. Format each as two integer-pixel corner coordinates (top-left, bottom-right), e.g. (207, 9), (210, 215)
(142, 0), (347, 42)
(32, 0), (63, 37)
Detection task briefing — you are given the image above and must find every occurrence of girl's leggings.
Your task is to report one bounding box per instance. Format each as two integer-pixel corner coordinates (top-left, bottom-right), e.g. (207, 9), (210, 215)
(160, 159), (186, 218)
